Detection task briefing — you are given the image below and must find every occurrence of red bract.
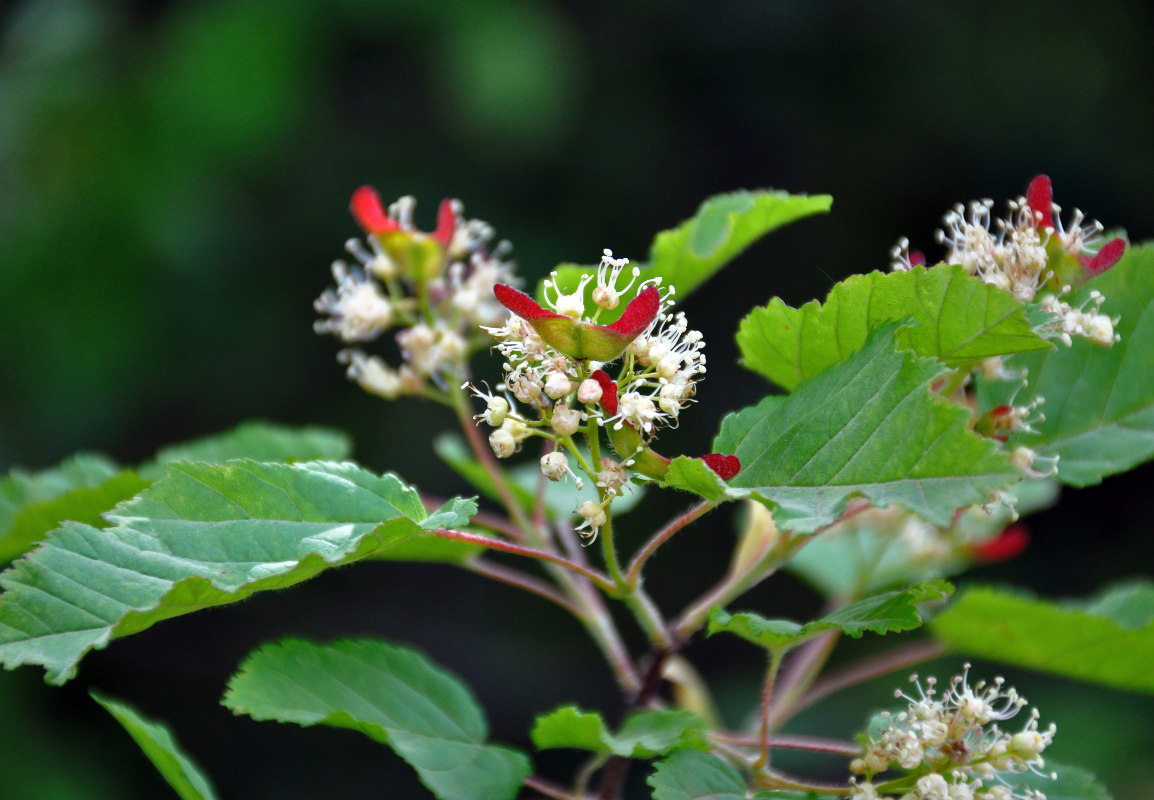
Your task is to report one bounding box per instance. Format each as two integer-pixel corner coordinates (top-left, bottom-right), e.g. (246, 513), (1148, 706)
(433, 198), (456, 248)
(351, 186), (399, 235)
(971, 524), (1029, 562)
(493, 284), (661, 362)
(1026, 175), (1055, 230)
(701, 453), (741, 481)
(351, 187), (456, 247)
(590, 369), (618, 416)
(1086, 237), (1126, 274)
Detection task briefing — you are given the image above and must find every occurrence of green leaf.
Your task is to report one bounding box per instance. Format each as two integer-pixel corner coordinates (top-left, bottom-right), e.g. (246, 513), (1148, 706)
(646, 190), (832, 301)
(0, 460), (477, 684)
(715, 324), (1019, 531)
(1017, 761), (1112, 800)
(708, 581), (952, 652)
(786, 479), (1059, 599)
(222, 638), (530, 800)
(1, 454), (120, 530)
(737, 265), (1051, 393)
(531, 706), (610, 752)
(91, 692), (219, 800)
(648, 749), (748, 800)
(144, 420), (352, 477)
(1005, 243), (1154, 486)
(541, 190), (831, 313)
(531, 706), (705, 758)
(660, 457), (731, 502)
(0, 463), (149, 566)
(929, 581), (1154, 694)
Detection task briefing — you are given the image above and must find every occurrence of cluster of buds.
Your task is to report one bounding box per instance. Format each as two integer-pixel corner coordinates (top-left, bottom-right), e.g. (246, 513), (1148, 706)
(468, 249), (737, 542)
(314, 188), (517, 399)
(850, 665), (1055, 800)
(892, 176), (1125, 348)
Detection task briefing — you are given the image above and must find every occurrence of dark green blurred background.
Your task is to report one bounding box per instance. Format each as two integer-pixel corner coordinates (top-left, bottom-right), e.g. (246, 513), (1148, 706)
(3, 0), (1154, 797)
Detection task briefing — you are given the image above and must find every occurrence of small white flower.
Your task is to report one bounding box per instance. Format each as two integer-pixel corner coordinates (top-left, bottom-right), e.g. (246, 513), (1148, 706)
(591, 248), (640, 311)
(314, 263), (395, 342)
(575, 499), (607, 543)
(542, 271), (593, 318)
(595, 459), (628, 496)
(617, 392), (660, 434)
(338, 350), (420, 399)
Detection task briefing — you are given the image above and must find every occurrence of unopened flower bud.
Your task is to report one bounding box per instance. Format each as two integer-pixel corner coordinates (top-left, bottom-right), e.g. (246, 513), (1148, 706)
(489, 428), (516, 458)
(577, 378), (603, 405)
(544, 371), (572, 399)
(551, 404), (582, 436)
(540, 451), (569, 482)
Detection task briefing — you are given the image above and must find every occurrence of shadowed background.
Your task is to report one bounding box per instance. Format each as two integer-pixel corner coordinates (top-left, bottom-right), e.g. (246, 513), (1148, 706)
(2, 0), (1153, 797)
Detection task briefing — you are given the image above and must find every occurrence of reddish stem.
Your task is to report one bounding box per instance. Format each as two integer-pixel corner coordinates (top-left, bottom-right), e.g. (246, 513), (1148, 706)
(431, 528), (615, 592)
(625, 500), (714, 587)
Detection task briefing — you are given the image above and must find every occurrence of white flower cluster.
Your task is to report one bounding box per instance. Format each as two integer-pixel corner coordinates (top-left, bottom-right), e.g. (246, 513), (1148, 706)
(850, 665), (1055, 800)
(892, 187), (1119, 349)
(315, 196), (517, 399)
(612, 309), (708, 434)
(1037, 290), (1119, 348)
(468, 252), (706, 542)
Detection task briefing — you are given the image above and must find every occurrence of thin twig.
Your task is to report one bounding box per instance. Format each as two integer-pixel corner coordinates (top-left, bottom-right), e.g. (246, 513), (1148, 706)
(792, 638), (945, 714)
(712, 731), (860, 757)
(524, 774), (585, 800)
(467, 558), (583, 616)
(671, 500), (873, 640)
(754, 764), (850, 795)
(768, 628), (840, 728)
(430, 528), (616, 592)
(624, 500), (713, 587)
(422, 492), (523, 541)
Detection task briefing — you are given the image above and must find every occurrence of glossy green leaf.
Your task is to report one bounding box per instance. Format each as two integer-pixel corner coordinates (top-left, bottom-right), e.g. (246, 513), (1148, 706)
(222, 638), (530, 800)
(542, 190), (831, 315)
(708, 581), (951, 652)
(531, 705), (705, 758)
(930, 582), (1154, 693)
(1005, 243), (1154, 486)
(145, 420), (351, 477)
(91, 692), (219, 800)
(715, 325), (1019, 531)
(737, 265), (1051, 392)
(0, 460), (477, 684)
